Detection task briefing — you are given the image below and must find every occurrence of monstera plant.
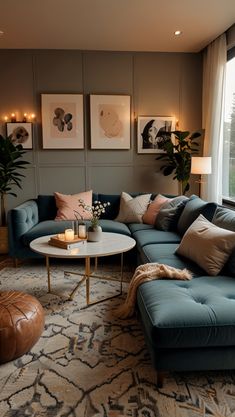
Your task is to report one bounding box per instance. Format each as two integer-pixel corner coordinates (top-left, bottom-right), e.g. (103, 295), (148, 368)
(0, 135), (29, 252)
(156, 130), (201, 195)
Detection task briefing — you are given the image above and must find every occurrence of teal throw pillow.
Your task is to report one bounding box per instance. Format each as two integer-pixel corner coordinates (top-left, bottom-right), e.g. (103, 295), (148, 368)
(155, 195), (188, 231)
(177, 195), (217, 236)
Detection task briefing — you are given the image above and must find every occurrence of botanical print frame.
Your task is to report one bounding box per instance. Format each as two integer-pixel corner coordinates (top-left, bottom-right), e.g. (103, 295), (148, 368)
(90, 95), (130, 149)
(6, 122), (33, 149)
(137, 116), (176, 154)
(41, 94), (84, 149)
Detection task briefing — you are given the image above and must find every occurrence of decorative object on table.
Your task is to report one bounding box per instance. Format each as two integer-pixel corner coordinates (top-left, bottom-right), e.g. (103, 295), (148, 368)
(0, 135), (29, 253)
(41, 94), (84, 149)
(64, 228), (74, 241)
(90, 94), (131, 149)
(78, 223), (87, 238)
(191, 156), (212, 197)
(137, 116), (176, 154)
(48, 235), (86, 250)
(156, 130), (201, 194)
(78, 198), (110, 242)
(6, 122), (33, 149)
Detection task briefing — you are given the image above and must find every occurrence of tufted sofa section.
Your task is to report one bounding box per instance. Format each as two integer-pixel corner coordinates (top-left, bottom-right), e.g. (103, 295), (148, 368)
(8, 192), (235, 384)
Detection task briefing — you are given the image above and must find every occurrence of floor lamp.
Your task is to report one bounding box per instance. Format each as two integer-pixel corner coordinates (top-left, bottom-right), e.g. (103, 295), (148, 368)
(191, 157), (212, 198)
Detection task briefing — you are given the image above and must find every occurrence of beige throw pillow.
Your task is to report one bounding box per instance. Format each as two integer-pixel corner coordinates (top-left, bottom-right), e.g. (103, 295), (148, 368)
(115, 192), (151, 223)
(176, 214), (235, 275)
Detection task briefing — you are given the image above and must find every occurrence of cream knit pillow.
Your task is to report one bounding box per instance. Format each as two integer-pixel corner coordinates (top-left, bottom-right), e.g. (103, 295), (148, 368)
(115, 192), (151, 223)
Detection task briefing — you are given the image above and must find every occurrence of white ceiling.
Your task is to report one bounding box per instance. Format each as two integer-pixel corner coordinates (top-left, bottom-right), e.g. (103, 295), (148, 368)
(0, 0), (235, 52)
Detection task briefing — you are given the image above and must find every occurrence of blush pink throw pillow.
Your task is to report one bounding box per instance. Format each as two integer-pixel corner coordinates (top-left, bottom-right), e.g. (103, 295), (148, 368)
(142, 194), (171, 225)
(54, 190), (92, 220)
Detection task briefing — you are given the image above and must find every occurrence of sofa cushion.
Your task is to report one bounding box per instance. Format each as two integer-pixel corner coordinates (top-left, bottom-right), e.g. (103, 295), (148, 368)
(155, 196), (188, 231)
(133, 229), (181, 250)
(128, 223), (155, 234)
(140, 243), (205, 275)
(142, 194), (170, 225)
(54, 190), (93, 221)
(212, 206), (235, 275)
(115, 192), (151, 223)
(137, 275), (235, 349)
(98, 219), (131, 236)
(177, 195), (217, 236)
(176, 214), (235, 276)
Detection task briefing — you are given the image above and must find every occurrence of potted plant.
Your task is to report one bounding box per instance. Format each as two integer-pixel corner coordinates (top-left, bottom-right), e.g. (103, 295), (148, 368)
(156, 130), (201, 195)
(0, 135), (29, 253)
(77, 199), (110, 242)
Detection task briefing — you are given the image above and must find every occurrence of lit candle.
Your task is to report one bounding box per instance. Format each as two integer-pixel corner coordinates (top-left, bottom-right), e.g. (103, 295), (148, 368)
(64, 229), (74, 241)
(11, 113), (16, 122)
(30, 113), (36, 121)
(3, 116), (8, 122)
(78, 224), (87, 239)
(23, 113), (27, 122)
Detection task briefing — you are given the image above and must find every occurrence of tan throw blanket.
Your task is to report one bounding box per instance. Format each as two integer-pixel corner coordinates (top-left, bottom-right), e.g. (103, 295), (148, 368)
(116, 263), (192, 318)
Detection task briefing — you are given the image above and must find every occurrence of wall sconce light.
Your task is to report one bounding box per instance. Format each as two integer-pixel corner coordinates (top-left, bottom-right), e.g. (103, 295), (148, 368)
(191, 156), (212, 197)
(2, 112), (36, 123)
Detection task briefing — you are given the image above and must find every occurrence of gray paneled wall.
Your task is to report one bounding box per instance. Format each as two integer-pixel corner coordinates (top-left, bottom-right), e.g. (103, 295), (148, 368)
(0, 49), (202, 211)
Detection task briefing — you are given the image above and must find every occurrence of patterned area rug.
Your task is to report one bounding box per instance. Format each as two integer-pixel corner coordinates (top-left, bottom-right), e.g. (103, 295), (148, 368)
(1, 261), (235, 417)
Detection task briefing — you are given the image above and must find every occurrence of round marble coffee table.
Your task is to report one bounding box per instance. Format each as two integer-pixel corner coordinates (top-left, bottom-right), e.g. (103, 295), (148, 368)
(30, 232), (136, 306)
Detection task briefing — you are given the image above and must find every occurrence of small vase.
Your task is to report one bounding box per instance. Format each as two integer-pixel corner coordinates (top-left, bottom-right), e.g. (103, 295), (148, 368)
(87, 225), (103, 242)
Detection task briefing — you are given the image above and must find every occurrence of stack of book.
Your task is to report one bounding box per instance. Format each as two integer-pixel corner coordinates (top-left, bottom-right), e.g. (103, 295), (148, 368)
(48, 235), (87, 250)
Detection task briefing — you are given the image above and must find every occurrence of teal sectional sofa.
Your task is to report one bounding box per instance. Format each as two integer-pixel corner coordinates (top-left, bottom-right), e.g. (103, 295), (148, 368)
(8, 192), (235, 386)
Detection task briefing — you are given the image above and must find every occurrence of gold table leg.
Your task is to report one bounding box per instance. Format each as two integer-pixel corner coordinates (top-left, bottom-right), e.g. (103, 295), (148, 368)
(46, 256), (51, 293)
(83, 253), (124, 308)
(85, 257), (90, 305)
(46, 253), (125, 306)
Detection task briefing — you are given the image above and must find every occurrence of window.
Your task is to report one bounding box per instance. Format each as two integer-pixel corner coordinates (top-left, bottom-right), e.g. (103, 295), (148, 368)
(222, 47), (235, 204)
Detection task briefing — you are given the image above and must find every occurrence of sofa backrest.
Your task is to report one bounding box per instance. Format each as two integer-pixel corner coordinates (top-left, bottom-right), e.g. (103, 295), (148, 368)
(37, 192), (172, 222)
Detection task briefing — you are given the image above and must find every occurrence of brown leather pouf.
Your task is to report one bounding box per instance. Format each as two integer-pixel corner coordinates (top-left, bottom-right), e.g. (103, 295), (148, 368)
(0, 291), (45, 364)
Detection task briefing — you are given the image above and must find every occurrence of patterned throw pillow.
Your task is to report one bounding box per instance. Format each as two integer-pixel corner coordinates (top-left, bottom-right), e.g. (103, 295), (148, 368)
(54, 190), (92, 220)
(176, 214), (235, 275)
(142, 194), (171, 225)
(115, 192), (151, 223)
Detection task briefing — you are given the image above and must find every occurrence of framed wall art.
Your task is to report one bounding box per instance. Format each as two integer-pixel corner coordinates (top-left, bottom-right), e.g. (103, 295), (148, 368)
(6, 122), (33, 149)
(137, 116), (176, 154)
(41, 94), (84, 149)
(90, 94), (130, 149)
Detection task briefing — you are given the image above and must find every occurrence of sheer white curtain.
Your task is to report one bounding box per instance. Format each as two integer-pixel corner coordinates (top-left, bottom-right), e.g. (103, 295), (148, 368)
(202, 33), (227, 203)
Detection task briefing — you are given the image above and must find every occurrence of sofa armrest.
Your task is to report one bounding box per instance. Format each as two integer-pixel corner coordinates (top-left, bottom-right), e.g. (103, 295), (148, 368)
(7, 200), (39, 257)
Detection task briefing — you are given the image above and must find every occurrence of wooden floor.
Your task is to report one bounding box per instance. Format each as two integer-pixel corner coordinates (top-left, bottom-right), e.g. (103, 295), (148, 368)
(0, 255), (13, 270)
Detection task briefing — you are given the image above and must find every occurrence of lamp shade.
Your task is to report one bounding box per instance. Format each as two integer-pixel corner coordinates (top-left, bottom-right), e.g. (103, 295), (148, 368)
(191, 157), (212, 175)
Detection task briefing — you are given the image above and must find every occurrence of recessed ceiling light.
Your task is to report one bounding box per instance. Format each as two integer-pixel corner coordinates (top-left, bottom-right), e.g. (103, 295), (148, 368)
(0, 31), (4, 37)
(174, 30), (182, 36)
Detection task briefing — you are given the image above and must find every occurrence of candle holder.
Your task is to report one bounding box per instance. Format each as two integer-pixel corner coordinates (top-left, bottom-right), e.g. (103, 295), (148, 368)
(64, 229), (75, 241)
(78, 223), (87, 239)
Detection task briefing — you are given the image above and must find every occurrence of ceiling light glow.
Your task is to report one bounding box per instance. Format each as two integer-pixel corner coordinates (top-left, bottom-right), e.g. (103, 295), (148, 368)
(174, 30), (182, 36)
